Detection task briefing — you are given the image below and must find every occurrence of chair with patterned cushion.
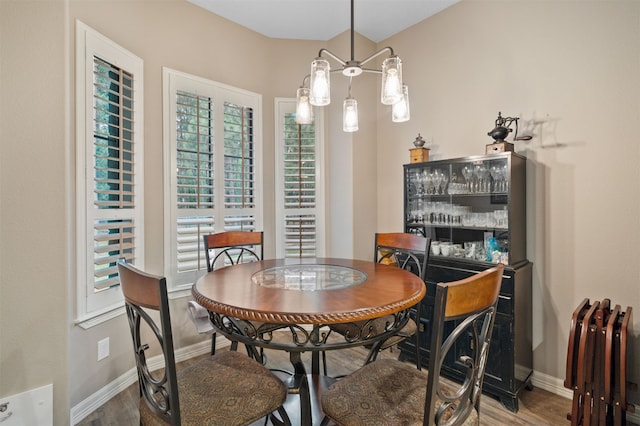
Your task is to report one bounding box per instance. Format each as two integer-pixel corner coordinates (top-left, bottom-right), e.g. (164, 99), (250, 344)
(117, 259), (290, 426)
(321, 264), (504, 426)
(328, 232), (430, 370)
(192, 231), (267, 359)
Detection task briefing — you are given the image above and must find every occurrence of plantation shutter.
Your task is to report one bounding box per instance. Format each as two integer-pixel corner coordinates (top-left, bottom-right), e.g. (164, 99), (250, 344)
(92, 56), (137, 291)
(223, 102), (256, 232)
(281, 113), (318, 258)
(175, 90), (215, 273)
(165, 69), (262, 288)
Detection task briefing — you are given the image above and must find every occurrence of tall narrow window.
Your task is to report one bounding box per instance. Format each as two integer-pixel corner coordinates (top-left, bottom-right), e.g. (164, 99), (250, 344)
(223, 102), (257, 233)
(76, 21), (144, 325)
(93, 58), (136, 289)
(164, 69), (262, 290)
(275, 99), (325, 258)
(175, 91), (215, 274)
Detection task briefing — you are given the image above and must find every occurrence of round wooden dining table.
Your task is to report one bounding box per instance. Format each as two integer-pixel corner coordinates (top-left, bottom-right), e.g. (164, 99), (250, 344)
(191, 257), (426, 426)
(193, 257), (425, 321)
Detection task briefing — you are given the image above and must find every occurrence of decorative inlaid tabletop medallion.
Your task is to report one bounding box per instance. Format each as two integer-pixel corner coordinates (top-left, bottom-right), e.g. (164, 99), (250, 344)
(252, 264), (367, 291)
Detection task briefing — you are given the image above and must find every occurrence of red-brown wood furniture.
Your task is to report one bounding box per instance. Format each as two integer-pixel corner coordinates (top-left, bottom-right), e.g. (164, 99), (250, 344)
(565, 298), (636, 425)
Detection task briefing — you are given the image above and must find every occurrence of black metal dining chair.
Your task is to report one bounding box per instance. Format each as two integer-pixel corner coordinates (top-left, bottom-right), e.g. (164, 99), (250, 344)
(189, 231), (287, 365)
(327, 232), (431, 371)
(204, 231), (264, 272)
(189, 231), (265, 358)
(321, 264), (504, 426)
(117, 259), (290, 426)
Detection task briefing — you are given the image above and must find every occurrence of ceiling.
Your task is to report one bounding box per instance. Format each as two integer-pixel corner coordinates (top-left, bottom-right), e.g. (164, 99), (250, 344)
(188, 0), (460, 43)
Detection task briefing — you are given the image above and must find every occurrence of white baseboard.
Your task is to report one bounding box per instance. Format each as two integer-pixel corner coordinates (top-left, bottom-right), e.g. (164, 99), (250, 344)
(530, 370), (639, 424)
(529, 369), (573, 399)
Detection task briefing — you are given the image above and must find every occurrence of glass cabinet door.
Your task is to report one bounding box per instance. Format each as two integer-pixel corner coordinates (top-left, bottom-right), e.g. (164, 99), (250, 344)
(404, 152), (526, 267)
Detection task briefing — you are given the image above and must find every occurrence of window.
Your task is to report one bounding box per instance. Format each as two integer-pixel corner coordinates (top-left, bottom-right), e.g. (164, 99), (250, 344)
(75, 21), (144, 326)
(163, 68), (262, 291)
(275, 99), (325, 258)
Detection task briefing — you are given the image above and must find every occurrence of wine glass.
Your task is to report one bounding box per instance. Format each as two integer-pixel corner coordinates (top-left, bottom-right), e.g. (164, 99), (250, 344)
(416, 198), (424, 223)
(461, 165), (473, 193)
(424, 201), (433, 224)
(473, 164), (482, 193)
(490, 165), (500, 192)
(414, 171), (422, 195)
(424, 170), (434, 195)
(502, 164), (509, 192)
(474, 163), (489, 192)
(440, 170), (449, 195)
(433, 169), (443, 195)
(480, 164), (490, 192)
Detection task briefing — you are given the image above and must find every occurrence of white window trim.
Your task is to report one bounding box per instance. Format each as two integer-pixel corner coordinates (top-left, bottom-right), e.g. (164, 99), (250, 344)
(163, 68), (263, 295)
(75, 21), (144, 328)
(274, 98), (326, 258)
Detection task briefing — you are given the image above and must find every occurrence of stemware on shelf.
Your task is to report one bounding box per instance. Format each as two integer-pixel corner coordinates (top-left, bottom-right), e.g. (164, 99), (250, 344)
(461, 165), (473, 193)
(440, 170), (449, 195)
(433, 169), (443, 195)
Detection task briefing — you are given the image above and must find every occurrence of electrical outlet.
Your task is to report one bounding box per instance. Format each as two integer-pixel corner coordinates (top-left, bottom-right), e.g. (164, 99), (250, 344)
(98, 337), (110, 361)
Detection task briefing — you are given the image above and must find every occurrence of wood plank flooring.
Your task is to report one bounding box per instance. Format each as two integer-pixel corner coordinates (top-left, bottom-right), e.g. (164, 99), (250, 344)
(77, 341), (573, 426)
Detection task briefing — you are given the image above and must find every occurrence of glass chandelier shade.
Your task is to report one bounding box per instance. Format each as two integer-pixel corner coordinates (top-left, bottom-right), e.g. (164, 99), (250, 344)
(343, 97), (359, 132)
(381, 56), (403, 105)
(296, 87), (313, 124)
(392, 84), (410, 123)
(310, 58), (331, 106)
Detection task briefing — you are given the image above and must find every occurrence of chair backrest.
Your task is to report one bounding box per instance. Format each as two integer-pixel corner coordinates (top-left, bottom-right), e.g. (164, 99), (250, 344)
(374, 232), (431, 280)
(203, 231), (264, 272)
(424, 264), (504, 425)
(117, 259), (181, 425)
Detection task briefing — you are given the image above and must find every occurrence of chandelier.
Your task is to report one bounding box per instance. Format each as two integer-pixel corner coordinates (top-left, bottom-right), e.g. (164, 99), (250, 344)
(295, 0), (410, 132)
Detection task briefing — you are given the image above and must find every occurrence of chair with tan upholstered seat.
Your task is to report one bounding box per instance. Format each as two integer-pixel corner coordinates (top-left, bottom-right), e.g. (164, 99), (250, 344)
(186, 231), (265, 358)
(328, 232), (430, 370)
(117, 259), (290, 426)
(321, 264), (504, 426)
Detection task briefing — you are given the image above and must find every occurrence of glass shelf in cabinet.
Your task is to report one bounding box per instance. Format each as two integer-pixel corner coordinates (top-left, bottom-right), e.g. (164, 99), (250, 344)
(448, 191), (508, 197)
(408, 223), (509, 231)
(435, 256), (509, 267)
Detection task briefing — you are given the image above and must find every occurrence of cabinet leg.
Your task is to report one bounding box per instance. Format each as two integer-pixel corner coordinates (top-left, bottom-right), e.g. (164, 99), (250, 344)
(496, 379), (532, 412)
(499, 394), (519, 412)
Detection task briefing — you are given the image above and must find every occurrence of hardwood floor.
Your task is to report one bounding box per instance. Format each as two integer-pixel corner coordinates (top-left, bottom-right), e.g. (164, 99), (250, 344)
(77, 339), (575, 426)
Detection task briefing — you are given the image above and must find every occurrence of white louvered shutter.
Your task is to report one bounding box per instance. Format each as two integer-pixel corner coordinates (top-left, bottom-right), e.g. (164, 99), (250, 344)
(275, 100), (324, 258)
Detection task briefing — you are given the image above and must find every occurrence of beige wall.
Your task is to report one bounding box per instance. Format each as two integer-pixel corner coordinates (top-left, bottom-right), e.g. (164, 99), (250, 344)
(1, 0), (377, 423)
(377, 0), (640, 387)
(0, 0), (70, 422)
(1, 0), (639, 424)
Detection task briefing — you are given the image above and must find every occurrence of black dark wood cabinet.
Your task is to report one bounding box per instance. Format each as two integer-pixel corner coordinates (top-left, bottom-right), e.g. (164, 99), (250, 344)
(399, 152), (533, 412)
